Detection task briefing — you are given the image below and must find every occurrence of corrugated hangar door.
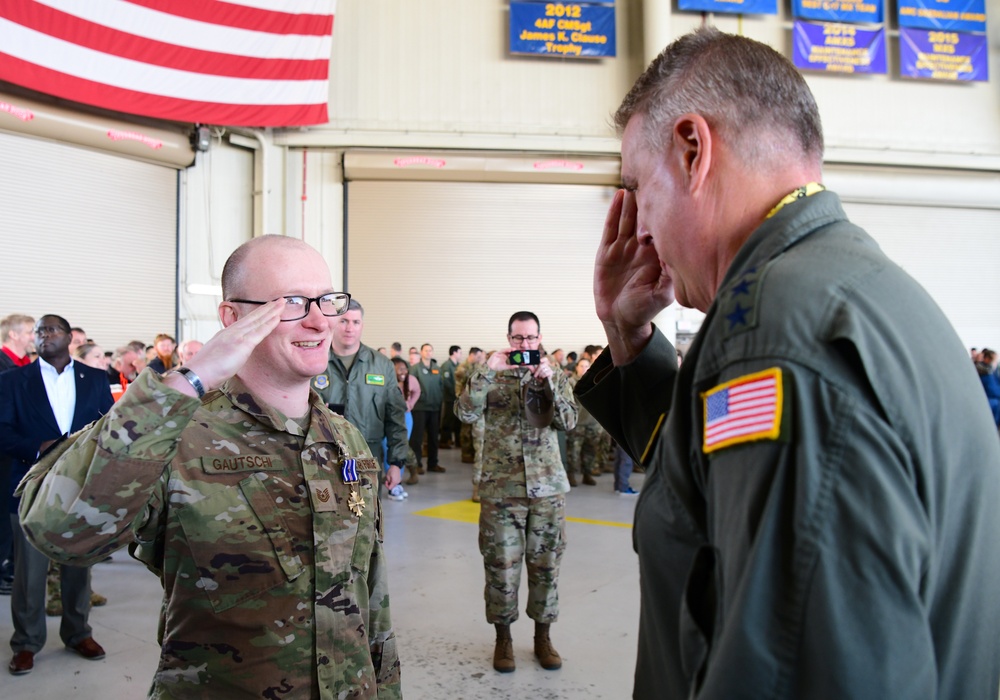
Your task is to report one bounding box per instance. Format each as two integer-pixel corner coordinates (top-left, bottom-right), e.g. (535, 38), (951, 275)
(343, 151), (621, 360)
(1, 131), (177, 349)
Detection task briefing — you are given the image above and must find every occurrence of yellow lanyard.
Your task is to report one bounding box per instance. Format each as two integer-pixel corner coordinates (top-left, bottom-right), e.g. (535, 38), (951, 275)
(765, 182), (826, 219)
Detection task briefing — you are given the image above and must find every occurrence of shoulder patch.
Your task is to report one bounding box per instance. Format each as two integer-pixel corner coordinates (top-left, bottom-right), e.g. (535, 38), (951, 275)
(702, 368), (783, 454)
(313, 374), (330, 390)
(365, 373), (385, 386)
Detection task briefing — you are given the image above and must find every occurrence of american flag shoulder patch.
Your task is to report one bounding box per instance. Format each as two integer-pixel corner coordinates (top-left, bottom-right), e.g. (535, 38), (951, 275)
(702, 368), (783, 454)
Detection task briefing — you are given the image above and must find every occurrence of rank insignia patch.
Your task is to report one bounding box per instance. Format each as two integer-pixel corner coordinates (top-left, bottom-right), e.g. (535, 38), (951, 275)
(702, 368), (783, 454)
(365, 373), (385, 386)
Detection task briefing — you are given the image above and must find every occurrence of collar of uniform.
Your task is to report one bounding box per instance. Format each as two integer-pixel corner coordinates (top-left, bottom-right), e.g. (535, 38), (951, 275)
(719, 190), (848, 297)
(328, 342), (375, 371)
(219, 374), (317, 437)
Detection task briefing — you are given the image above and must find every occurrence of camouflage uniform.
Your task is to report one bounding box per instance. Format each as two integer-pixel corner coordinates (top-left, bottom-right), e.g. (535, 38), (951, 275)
(456, 366), (577, 624)
(454, 358), (485, 484)
(17, 370), (400, 699)
(565, 374), (605, 479)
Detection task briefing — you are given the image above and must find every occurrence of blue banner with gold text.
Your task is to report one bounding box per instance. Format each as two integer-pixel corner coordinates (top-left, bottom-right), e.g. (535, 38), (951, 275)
(897, 0), (986, 33)
(510, 2), (616, 58)
(793, 21), (887, 74)
(899, 27), (988, 81)
(792, 0), (883, 23)
(678, 0), (777, 15)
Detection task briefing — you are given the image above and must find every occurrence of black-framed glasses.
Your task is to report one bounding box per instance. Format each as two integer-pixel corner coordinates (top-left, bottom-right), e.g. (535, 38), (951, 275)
(509, 335), (539, 343)
(229, 292), (352, 322)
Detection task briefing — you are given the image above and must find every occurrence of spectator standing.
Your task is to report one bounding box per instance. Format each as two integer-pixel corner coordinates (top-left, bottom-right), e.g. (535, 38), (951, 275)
(976, 348), (1000, 426)
(454, 347), (486, 501)
(177, 339), (204, 365)
(456, 311), (577, 674)
(312, 299), (408, 499)
(73, 343), (108, 371)
(0, 313), (34, 596)
(67, 327), (87, 356)
(392, 356), (421, 494)
(146, 333), (177, 373)
(106, 346), (140, 401)
(1, 314), (113, 675)
(565, 358), (602, 487)
(438, 345), (463, 448)
(410, 343), (444, 474)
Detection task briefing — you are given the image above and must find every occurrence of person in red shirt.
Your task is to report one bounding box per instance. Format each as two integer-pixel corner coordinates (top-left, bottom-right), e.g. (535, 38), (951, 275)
(0, 313), (34, 595)
(0, 314), (34, 371)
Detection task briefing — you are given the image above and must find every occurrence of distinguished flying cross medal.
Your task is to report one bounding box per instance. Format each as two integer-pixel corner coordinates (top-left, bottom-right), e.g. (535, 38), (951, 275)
(342, 458), (365, 517)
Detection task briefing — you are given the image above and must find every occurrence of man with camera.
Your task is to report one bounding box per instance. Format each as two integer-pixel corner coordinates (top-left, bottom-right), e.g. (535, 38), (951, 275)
(456, 311), (577, 674)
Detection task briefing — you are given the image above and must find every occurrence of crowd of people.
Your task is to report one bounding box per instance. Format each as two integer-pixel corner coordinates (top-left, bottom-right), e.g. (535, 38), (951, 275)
(0, 314), (208, 675)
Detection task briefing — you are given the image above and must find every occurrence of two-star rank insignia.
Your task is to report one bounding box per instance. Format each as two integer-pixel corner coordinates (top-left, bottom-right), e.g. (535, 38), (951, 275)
(719, 264), (770, 338)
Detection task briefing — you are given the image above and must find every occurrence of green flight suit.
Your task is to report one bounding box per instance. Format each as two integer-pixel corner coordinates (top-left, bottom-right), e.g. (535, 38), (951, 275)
(577, 190), (1000, 700)
(312, 343), (409, 470)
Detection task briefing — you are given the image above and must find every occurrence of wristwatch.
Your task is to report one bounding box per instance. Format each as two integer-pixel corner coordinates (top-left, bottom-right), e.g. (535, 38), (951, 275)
(170, 366), (206, 398)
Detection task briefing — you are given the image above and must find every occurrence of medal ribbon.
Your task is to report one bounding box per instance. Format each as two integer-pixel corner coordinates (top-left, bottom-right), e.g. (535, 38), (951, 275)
(341, 458), (359, 484)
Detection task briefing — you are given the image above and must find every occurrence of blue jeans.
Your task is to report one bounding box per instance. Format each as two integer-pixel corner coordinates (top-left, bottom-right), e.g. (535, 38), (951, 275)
(613, 445), (633, 492)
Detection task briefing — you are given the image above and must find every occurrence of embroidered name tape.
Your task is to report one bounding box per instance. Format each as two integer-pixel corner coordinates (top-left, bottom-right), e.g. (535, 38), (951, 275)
(202, 455), (284, 473)
(702, 368), (783, 454)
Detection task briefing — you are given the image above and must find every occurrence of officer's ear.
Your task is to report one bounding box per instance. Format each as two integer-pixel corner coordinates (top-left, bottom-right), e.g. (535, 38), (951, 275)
(219, 302), (239, 328)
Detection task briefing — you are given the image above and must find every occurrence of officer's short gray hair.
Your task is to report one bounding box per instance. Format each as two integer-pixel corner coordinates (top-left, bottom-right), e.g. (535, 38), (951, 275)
(347, 299), (364, 316)
(615, 26), (823, 168)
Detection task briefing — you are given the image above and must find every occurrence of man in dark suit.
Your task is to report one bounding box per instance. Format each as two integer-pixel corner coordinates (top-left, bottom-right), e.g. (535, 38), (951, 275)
(0, 314), (113, 676)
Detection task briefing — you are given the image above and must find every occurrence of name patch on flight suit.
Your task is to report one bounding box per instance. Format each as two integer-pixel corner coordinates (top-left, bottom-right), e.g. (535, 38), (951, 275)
(365, 374), (385, 386)
(702, 368), (784, 454)
(313, 374), (330, 390)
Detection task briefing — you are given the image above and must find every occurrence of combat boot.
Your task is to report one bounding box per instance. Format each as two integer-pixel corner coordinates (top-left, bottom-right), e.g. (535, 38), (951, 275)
(471, 484), (480, 503)
(582, 473), (596, 486)
(534, 622), (562, 670)
(493, 624), (515, 673)
(567, 473), (578, 487)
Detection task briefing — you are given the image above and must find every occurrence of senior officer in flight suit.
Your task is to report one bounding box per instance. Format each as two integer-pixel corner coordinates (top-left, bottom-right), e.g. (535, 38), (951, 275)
(575, 28), (1000, 700)
(313, 299), (408, 493)
(16, 236), (400, 699)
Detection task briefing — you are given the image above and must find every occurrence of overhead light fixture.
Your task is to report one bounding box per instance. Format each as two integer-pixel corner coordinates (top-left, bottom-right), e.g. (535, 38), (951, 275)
(192, 125), (211, 152)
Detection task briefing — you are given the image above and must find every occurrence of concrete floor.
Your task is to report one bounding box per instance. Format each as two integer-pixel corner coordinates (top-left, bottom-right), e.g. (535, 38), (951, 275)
(2, 448), (643, 699)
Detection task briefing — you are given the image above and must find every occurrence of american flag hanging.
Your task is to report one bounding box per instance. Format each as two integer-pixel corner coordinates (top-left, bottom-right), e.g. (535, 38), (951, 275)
(0, 0), (336, 127)
(702, 368), (783, 453)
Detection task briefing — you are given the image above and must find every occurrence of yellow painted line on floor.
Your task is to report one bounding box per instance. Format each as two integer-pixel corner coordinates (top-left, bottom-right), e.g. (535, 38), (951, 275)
(566, 516), (631, 529)
(413, 500), (631, 528)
